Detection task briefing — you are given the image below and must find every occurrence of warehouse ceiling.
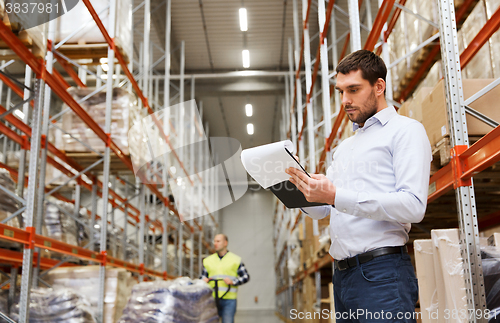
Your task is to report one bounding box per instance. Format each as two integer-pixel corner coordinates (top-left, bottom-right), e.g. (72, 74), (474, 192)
(134, 0), (379, 150)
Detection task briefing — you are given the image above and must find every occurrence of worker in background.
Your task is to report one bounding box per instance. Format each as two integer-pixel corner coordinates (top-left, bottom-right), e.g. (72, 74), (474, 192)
(286, 49), (431, 322)
(201, 234), (250, 323)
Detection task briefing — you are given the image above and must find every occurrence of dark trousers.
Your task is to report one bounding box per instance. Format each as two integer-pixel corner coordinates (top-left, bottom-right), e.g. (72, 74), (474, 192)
(333, 253), (419, 322)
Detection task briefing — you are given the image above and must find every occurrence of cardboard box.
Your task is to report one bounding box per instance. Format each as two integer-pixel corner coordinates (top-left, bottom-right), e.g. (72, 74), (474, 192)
(397, 98), (411, 117)
(414, 239), (439, 323)
(488, 232), (500, 246)
(421, 79), (500, 147)
(408, 87), (433, 123)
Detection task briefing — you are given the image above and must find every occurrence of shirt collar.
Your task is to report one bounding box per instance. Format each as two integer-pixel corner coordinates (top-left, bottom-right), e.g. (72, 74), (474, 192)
(352, 106), (397, 131)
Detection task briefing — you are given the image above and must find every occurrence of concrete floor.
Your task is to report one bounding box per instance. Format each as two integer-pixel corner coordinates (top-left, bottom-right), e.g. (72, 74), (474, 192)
(234, 309), (283, 323)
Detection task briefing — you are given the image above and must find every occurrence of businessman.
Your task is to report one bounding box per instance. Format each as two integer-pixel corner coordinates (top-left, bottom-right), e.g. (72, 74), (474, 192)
(286, 49), (431, 322)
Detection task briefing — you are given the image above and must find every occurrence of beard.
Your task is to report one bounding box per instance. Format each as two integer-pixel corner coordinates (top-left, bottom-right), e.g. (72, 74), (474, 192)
(345, 89), (378, 125)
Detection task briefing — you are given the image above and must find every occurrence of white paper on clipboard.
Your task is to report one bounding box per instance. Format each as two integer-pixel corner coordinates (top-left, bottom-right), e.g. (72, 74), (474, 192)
(240, 140), (305, 189)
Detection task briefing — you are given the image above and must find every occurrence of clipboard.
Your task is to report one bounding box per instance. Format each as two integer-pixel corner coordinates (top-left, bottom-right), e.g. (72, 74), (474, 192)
(240, 140), (328, 209)
(269, 148), (327, 208)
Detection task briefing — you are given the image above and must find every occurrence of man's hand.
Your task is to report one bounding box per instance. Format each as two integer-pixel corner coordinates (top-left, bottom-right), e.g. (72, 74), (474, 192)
(202, 277), (209, 283)
(285, 167), (336, 204)
(223, 277), (234, 285)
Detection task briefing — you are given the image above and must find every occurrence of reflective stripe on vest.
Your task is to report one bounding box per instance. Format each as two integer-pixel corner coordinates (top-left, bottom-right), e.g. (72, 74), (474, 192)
(218, 287), (238, 293)
(210, 274), (237, 280)
(203, 252), (242, 300)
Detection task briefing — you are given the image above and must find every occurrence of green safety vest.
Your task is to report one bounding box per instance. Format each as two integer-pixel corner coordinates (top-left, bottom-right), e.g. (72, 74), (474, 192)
(203, 252), (241, 300)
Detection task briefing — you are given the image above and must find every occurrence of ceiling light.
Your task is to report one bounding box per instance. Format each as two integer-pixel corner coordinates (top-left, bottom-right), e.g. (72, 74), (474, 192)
(247, 123), (254, 135)
(170, 166), (177, 174)
(245, 104), (253, 117)
(101, 64), (109, 72)
(239, 8), (248, 31)
(14, 109), (25, 119)
(242, 50), (250, 68)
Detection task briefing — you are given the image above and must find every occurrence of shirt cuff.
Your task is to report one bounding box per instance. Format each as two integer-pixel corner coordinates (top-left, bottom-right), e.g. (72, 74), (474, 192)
(335, 188), (358, 215)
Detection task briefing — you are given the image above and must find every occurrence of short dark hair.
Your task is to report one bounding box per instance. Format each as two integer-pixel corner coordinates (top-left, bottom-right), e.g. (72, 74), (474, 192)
(336, 49), (387, 86)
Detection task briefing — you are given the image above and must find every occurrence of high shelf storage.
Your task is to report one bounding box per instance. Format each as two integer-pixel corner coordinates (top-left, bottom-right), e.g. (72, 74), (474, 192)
(0, 0), (220, 322)
(274, 0), (500, 322)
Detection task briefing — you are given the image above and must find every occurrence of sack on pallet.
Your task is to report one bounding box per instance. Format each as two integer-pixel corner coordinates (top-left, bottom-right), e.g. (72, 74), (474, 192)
(0, 168), (21, 218)
(118, 277), (219, 323)
(10, 288), (96, 323)
(44, 199), (79, 248)
(0, 169), (23, 248)
(55, 0), (132, 62)
(59, 87), (141, 155)
(46, 266), (136, 323)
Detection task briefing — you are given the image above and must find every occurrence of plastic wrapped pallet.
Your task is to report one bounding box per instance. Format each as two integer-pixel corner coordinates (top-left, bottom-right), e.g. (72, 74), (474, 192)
(45, 200), (79, 247)
(55, 0), (132, 62)
(462, 0), (494, 79)
(0, 169), (22, 249)
(60, 87), (141, 155)
(0, 168), (21, 224)
(414, 239), (440, 322)
(485, 0), (500, 78)
(431, 229), (468, 323)
(45, 266), (136, 323)
(118, 277), (219, 323)
(10, 288), (96, 323)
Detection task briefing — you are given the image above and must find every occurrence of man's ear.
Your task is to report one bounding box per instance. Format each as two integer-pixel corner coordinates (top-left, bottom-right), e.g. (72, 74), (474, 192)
(375, 78), (386, 97)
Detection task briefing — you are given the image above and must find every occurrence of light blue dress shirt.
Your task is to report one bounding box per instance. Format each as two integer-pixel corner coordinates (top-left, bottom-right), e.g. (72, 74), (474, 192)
(302, 106), (432, 260)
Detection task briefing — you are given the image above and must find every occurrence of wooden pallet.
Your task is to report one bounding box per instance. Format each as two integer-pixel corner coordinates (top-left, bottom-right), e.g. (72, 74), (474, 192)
(0, 15), (45, 59)
(57, 42), (130, 64)
(66, 152), (134, 174)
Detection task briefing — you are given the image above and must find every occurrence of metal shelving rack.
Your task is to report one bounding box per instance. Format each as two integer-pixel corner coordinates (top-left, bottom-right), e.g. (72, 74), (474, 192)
(0, 0), (219, 322)
(275, 0), (500, 321)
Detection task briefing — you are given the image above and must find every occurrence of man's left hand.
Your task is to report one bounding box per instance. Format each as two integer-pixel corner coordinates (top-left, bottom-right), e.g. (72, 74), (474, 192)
(285, 167), (336, 204)
(223, 278), (233, 285)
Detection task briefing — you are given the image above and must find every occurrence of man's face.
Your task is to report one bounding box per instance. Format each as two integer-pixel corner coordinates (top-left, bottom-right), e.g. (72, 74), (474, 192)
(213, 235), (227, 252)
(336, 70), (380, 126)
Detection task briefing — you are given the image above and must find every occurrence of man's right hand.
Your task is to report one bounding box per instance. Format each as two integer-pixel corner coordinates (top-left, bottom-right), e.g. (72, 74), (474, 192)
(202, 277), (209, 283)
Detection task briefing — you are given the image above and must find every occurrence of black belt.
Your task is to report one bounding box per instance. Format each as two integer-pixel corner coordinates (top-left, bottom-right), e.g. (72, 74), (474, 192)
(335, 246), (407, 271)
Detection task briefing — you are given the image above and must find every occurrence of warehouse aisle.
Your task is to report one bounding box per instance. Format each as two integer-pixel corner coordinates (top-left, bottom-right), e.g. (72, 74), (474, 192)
(235, 310), (282, 323)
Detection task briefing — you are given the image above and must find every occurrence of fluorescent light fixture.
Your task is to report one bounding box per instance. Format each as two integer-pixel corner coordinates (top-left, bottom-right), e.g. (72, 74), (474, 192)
(239, 8), (248, 31)
(245, 104), (253, 116)
(247, 123), (254, 135)
(101, 64), (109, 72)
(99, 58), (107, 64)
(14, 109), (25, 119)
(242, 49), (250, 68)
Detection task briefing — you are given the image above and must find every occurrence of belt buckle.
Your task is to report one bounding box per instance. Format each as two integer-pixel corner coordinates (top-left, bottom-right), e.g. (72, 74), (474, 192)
(335, 259), (350, 271)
